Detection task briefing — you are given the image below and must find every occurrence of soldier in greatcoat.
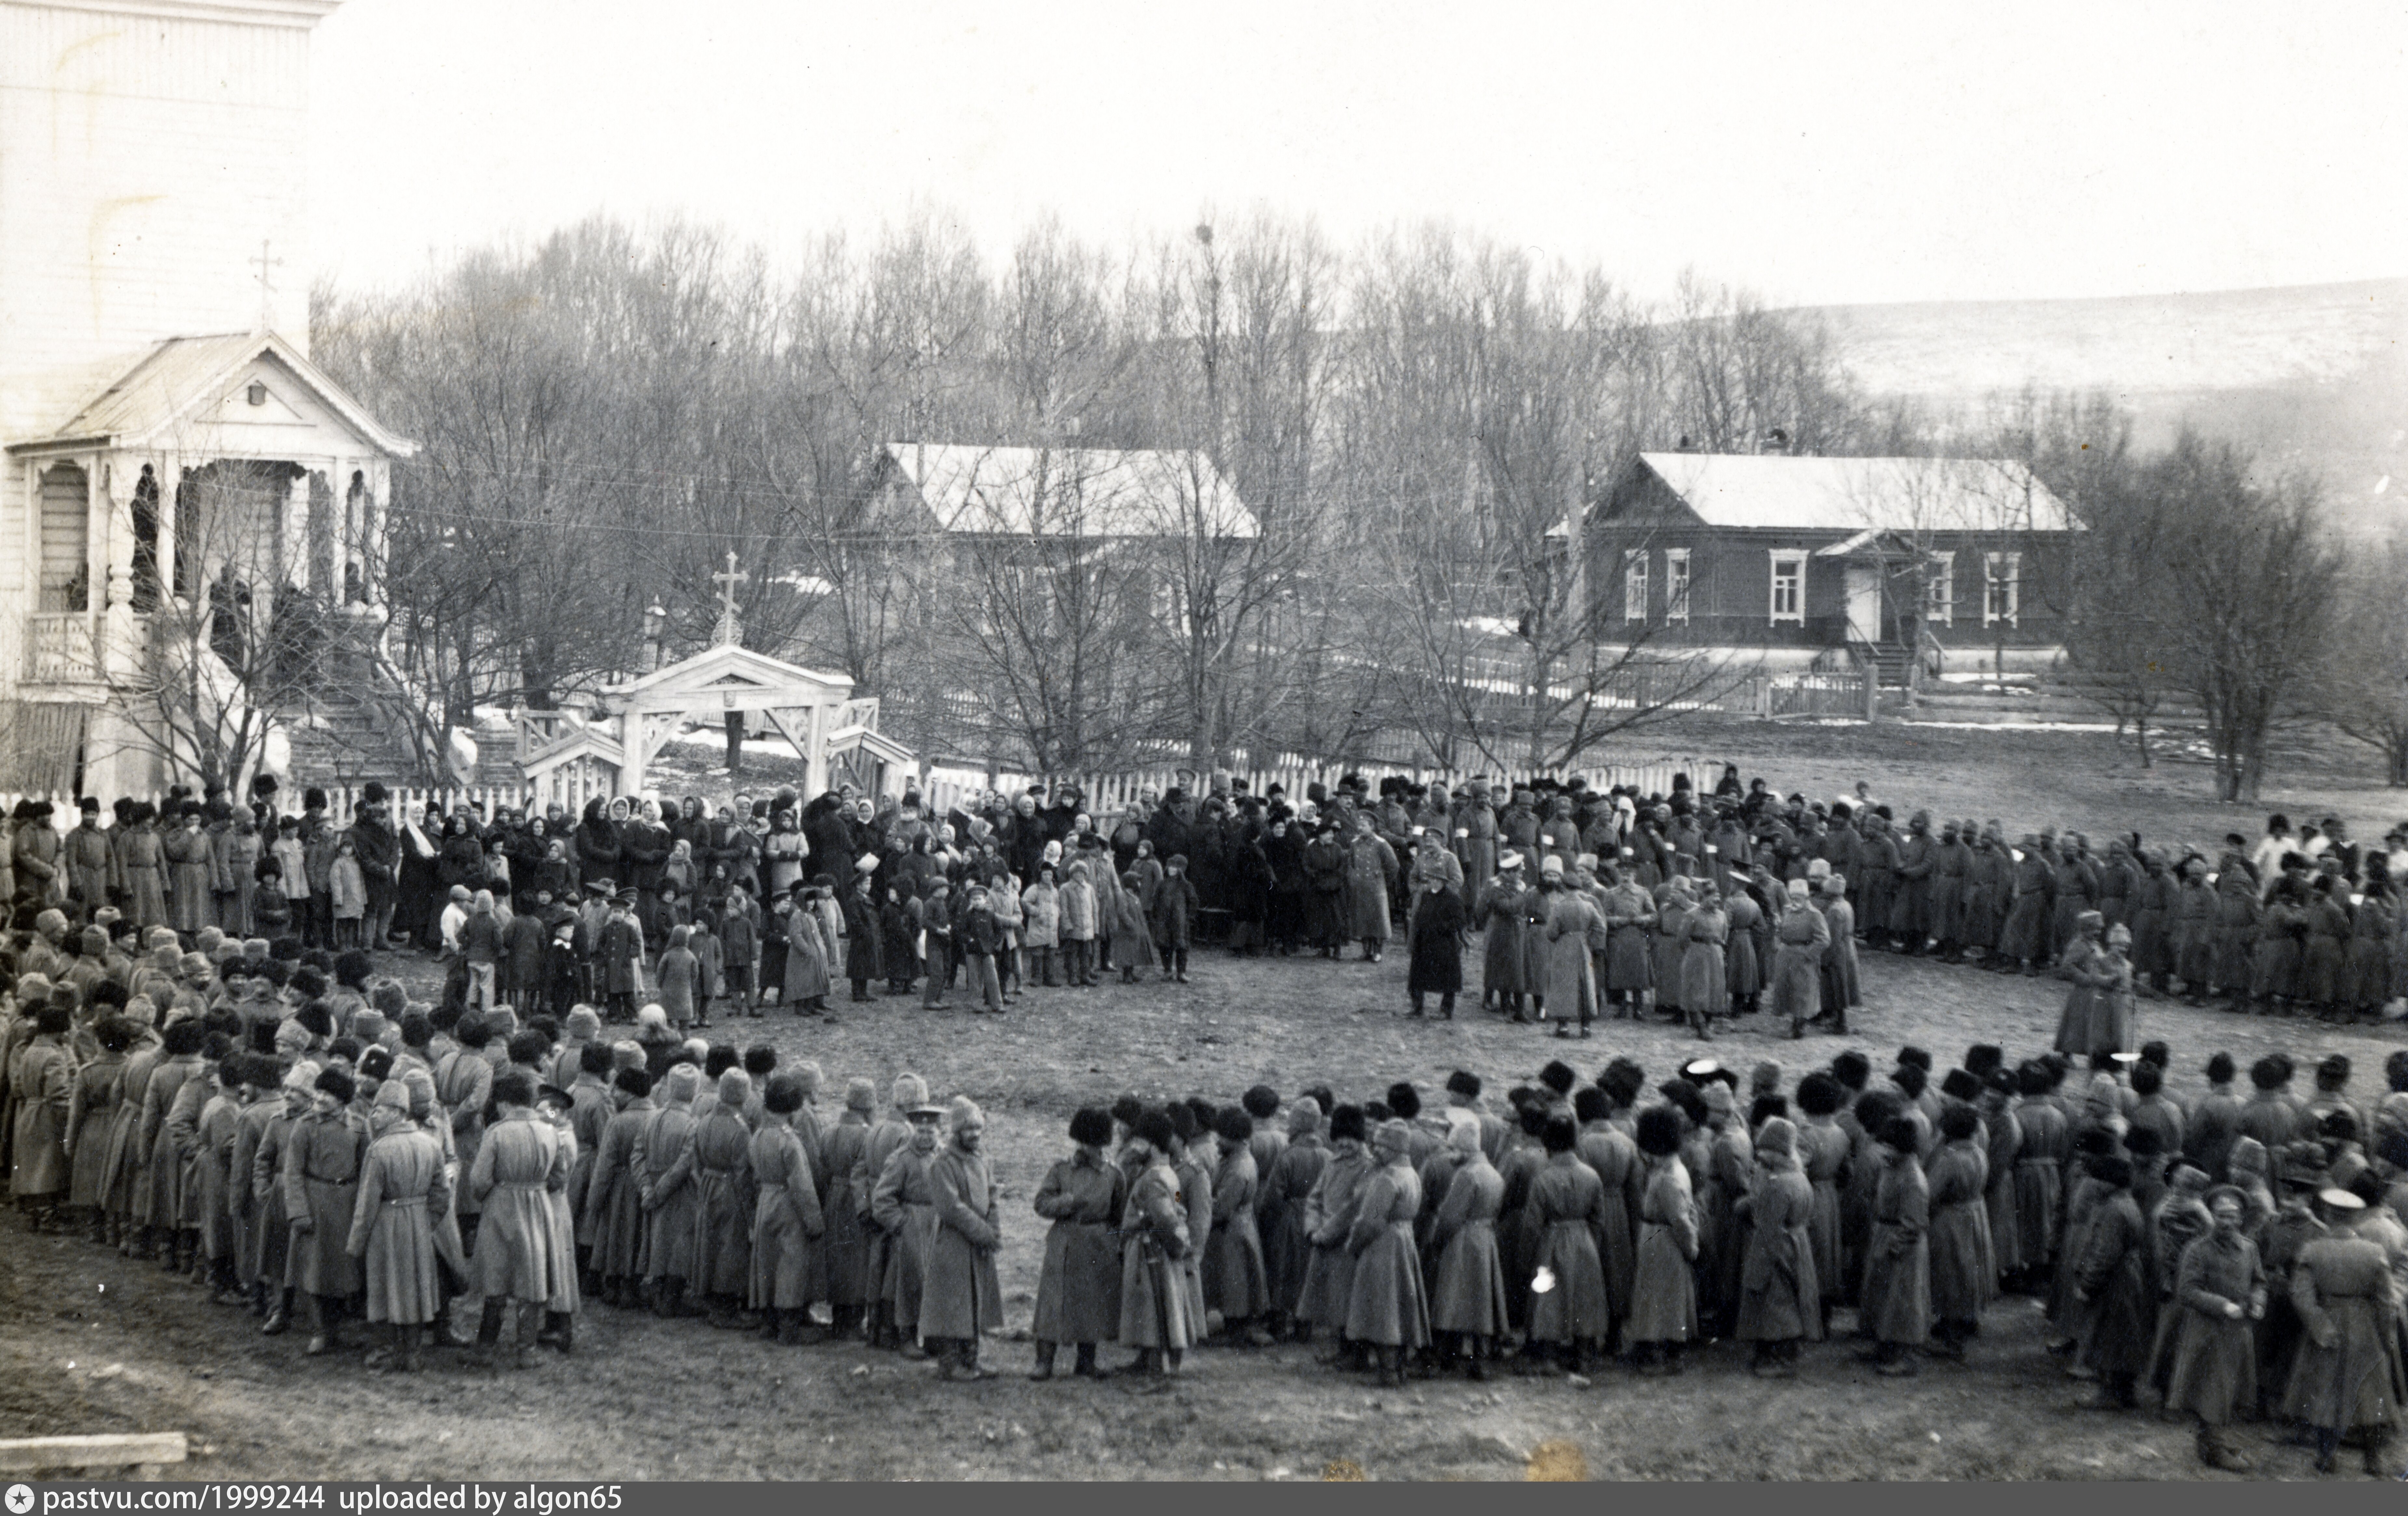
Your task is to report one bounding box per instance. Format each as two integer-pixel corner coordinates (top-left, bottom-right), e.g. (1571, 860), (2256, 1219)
(346, 1078), (450, 1373)
(1029, 1107), (1125, 1380)
(748, 1072), (826, 1345)
(470, 1069), (570, 1367)
(922, 1097), (1005, 1380)
(282, 1066), (369, 1356)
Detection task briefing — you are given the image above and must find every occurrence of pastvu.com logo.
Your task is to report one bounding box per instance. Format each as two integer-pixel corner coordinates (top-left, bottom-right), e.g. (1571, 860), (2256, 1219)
(7, 1482), (35, 1513)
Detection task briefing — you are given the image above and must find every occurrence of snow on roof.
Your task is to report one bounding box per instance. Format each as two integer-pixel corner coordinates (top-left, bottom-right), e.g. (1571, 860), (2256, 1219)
(1568, 451), (2074, 535)
(880, 442), (1258, 539)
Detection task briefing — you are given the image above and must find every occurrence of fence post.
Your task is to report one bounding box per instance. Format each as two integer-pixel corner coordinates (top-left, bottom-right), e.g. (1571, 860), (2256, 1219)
(1863, 667), (1879, 723)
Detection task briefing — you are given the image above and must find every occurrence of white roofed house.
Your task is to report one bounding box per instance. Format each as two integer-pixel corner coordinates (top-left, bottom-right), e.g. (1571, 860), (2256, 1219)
(0, 0), (416, 798)
(862, 442), (1260, 769)
(1566, 447), (2078, 683)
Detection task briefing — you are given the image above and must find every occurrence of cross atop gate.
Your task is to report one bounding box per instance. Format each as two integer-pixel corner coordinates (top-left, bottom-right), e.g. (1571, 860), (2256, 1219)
(712, 549), (747, 646)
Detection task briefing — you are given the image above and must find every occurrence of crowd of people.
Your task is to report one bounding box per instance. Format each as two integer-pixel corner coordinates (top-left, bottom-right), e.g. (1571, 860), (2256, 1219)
(8, 767), (2408, 1045)
(7, 763), (2408, 1478)
(4, 906), (2406, 1476)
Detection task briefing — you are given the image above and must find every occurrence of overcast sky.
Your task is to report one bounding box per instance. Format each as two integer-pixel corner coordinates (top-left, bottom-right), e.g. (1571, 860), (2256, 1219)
(307, 0), (2406, 310)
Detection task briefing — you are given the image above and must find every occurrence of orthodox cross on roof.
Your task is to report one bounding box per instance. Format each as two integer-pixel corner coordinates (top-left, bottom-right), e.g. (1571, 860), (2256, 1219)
(249, 240), (283, 329)
(712, 549), (748, 646)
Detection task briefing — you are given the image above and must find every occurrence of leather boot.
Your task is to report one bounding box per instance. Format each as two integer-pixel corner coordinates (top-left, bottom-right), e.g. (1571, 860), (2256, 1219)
(262, 1289), (292, 1336)
(506, 1302), (533, 1371)
(302, 1293), (334, 1356)
(1029, 1341), (1057, 1381)
(470, 1297), (508, 1370)
(759, 1307), (782, 1341)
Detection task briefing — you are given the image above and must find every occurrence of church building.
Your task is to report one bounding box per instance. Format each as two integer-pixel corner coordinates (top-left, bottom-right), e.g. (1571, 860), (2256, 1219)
(0, 0), (411, 798)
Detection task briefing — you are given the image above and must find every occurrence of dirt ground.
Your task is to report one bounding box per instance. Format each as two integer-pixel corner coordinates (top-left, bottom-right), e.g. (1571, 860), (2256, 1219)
(6, 723), (2404, 1482)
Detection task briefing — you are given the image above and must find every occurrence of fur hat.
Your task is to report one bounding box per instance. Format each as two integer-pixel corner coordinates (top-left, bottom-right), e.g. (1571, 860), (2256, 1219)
(1287, 1103), (1321, 1136)
(1385, 1081), (1422, 1120)
(1635, 1107), (1683, 1157)
(1539, 1060), (1577, 1095)
(1755, 1116), (1798, 1163)
(314, 1067), (356, 1104)
(844, 1077), (878, 1112)
(763, 1074), (805, 1117)
(1070, 1107), (1114, 1147)
(662, 1063), (702, 1101)
(1132, 1109), (1177, 1153)
(2123, 1125), (2166, 1158)
(891, 1072), (929, 1109)
(1940, 1068), (1982, 1103)
(1876, 1116), (1920, 1153)
(1328, 1104), (1368, 1144)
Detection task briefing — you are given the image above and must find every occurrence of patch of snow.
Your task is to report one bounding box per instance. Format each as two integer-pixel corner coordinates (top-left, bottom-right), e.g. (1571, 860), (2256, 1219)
(1903, 720), (2124, 732)
(664, 729), (805, 758)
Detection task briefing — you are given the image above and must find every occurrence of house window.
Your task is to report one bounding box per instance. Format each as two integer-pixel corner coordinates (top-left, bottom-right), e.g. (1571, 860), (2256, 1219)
(1665, 548), (1691, 624)
(1926, 550), (1955, 626)
(1768, 550), (1805, 625)
(1983, 551), (2020, 627)
(1623, 549), (1648, 622)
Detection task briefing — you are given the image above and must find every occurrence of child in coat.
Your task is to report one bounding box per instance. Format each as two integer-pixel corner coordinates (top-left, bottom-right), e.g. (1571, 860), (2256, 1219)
(329, 839), (368, 950)
(718, 888), (757, 1010)
(655, 924), (702, 1030)
(880, 888), (917, 995)
(688, 913), (725, 1026)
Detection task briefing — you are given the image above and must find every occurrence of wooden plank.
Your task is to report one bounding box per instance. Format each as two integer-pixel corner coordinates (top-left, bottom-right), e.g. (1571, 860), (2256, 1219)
(0, 1432), (189, 1471)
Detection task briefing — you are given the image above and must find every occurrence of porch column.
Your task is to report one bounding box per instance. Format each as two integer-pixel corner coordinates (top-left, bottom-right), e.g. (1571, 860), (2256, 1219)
(361, 460), (388, 611)
(282, 463), (313, 598)
(156, 452), (181, 608)
(100, 455), (141, 679)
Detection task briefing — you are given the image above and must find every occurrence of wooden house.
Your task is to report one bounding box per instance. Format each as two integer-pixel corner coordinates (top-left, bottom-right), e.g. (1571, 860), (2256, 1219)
(1566, 449), (2078, 677)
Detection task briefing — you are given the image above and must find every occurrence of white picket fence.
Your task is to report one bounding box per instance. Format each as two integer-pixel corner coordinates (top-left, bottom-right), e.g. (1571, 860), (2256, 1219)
(7, 752), (1727, 838)
(914, 755), (1716, 820)
(0, 782), (539, 835)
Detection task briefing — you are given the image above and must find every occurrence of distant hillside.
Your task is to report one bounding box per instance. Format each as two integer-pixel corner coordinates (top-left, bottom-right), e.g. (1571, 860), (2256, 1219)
(1802, 279), (2407, 533)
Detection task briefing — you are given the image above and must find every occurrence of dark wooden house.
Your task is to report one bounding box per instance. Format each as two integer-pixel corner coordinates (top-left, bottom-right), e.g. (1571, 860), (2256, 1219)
(1567, 450), (2078, 675)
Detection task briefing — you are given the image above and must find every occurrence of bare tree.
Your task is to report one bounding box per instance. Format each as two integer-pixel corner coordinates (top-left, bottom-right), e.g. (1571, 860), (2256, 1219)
(2322, 533), (2408, 785)
(2148, 431), (2338, 801)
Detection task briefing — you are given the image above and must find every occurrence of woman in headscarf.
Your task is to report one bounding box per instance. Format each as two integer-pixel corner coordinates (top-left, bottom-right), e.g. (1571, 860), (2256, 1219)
(1735, 1115), (1820, 1376)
